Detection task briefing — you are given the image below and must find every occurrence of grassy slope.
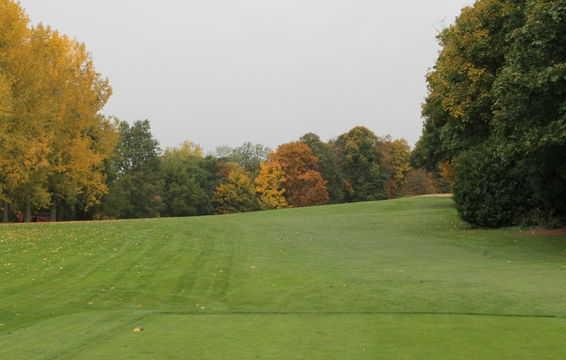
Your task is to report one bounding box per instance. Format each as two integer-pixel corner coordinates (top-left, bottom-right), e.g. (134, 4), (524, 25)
(0, 197), (565, 359)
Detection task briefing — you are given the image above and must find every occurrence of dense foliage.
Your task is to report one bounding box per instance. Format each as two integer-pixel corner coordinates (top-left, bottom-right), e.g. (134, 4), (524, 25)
(415, 0), (566, 227)
(101, 120), (163, 219)
(0, 0), (116, 222)
(335, 127), (388, 202)
(0, 0), (445, 222)
(2, 115), (440, 221)
(269, 142), (330, 207)
(213, 164), (259, 214)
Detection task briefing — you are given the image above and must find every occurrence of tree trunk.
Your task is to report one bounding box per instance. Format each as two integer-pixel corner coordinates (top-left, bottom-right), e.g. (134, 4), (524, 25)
(70, 205), (76, 221)
(50, 203), (57, 222)
(24, 200), (32, 223)
(2, 202), (8, 223)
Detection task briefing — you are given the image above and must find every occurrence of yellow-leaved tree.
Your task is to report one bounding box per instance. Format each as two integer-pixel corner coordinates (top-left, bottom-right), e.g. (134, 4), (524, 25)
(380, 138), (411, 198)
(0, 0), (49, 221)
(213, 164), (259, 214)
(255, 161), (288, 209)
(0, 0), (116, 221)
(36, 26), (116, 220)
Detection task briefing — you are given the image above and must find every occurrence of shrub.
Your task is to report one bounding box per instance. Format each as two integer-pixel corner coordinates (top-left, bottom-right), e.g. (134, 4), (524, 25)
(453, 144), (532, 228)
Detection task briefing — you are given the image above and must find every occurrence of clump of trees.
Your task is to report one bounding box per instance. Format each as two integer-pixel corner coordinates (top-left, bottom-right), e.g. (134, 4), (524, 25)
(0, 0), (116, 222)
(2, 112), (442, 222)
(92, 123), (442, 219)
(414, 0), (566, 227)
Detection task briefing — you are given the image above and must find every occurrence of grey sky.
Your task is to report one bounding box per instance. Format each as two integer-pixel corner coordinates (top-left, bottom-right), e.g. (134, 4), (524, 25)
(20, 0), (473, 151)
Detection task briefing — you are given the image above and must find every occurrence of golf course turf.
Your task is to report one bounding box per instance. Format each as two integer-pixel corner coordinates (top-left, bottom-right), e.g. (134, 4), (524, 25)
(0, 196), (565, 359)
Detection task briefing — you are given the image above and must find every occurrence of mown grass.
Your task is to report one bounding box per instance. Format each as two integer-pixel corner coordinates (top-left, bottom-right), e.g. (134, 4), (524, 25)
(1, 197), (565, 359)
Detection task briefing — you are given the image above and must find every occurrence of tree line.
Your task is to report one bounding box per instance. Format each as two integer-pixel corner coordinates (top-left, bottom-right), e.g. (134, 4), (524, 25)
(75, 120), (447, 221)
(413, 0), (566, 228)
(0, 0), (449, 222)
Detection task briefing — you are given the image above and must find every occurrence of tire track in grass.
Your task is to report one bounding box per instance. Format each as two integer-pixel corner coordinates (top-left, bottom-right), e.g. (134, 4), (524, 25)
(209, 222), (244, 305)
(210, 236), (236, 301)
(54, 233), (145, 305)
(166, 220), (241, 309)
(192, 221), (246, 310)
(141, 233), (198, 308)
(122, 229), (192, 306)
(168, 235), (214, 305)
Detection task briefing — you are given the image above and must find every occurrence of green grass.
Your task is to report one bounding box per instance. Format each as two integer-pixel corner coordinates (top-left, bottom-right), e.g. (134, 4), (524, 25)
(1, 196), (565, 359)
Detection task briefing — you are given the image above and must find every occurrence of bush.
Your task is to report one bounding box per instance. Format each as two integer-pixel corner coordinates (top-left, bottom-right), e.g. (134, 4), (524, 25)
(453, 144), (532, 228)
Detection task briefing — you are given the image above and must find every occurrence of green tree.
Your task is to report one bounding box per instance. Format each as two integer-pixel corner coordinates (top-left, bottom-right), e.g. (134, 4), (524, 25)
(414, 0), (526, 169)
(300, 133), (344, 203)
(490, 0), (566, 219)
(335, 127), (386, 202)
(160, 142), (215, 217)
(101, 120), (163, 219)
(418, 0), (566, 226)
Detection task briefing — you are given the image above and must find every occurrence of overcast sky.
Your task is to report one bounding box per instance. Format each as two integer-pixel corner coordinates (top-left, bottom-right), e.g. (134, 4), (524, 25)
(20, 0), (473, 151)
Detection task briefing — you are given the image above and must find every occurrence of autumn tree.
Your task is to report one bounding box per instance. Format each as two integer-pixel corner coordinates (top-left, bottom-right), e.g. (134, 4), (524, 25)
(270, 142), (329, 207)
(380, 138), (411, 198)
(0, 3), (116, 221)
(213, 164), (259, 214)
(400, 169), (439, 197)
(0, 0), (27, 115)
(255, 161), (288, 209)
(166, 140), (204, 159)
(0, 0), (29, 220)
(37, 27), (116, 220)
(0, 1), (51, 221)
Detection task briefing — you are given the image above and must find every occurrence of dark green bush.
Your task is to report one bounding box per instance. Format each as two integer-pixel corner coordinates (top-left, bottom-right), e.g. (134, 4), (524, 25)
(453, 144), (532, 228)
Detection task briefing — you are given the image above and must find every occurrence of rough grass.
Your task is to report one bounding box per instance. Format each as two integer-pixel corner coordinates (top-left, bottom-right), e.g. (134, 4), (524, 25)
(1, 197), (565, 359)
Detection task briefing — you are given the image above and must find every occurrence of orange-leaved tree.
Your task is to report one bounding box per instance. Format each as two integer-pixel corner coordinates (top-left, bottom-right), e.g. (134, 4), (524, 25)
(270, 142), (329, 207)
